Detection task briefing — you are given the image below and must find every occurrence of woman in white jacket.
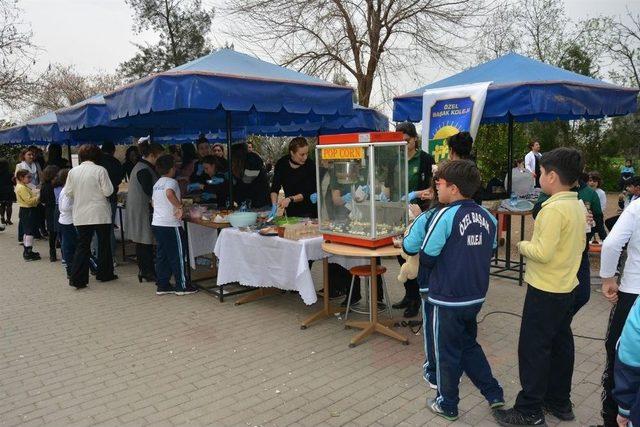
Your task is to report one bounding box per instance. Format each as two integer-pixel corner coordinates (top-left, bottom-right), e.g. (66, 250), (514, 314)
(64, 144), (116, 289)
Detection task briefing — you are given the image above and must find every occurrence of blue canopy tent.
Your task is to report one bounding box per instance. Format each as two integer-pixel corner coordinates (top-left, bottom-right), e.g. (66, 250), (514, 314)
(103, 48), (355, 201)
(393, 51), (639, 192)
(0, 112), (71, 146)
(154, 104), (388, 145)
(57, 94), (178, 141)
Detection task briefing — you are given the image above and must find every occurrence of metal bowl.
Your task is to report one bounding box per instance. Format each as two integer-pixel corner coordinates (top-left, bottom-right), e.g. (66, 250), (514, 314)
(334, 161), (360, 184)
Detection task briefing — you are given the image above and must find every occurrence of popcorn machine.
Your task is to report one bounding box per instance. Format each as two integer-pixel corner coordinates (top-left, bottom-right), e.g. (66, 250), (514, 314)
(316, 131), (408, 248)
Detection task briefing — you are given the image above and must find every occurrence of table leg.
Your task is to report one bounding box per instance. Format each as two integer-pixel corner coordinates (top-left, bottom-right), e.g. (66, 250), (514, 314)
(505, 215), (512, 269)
(519, 215), (525, 286)
(119, 206), (126, 262)
(234, 287), (281, 305)
(183, 219), (192, 286)
(345, 257), (409, 347)
(300, 258), (344, 329)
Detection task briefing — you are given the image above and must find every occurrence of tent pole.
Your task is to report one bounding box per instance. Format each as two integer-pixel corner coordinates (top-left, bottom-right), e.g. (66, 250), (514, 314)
(507, 114), (514, 195)
(226, 111), (233, 208)
(67, 141), (72, 166)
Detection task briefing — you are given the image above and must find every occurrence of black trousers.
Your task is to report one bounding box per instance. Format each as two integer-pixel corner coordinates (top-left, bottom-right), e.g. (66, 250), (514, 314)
(397, 255), (420, 301)
(605, 215), (619, 232)
(514, 285), (576, 416)
(136, 243), (155, 278)
(71, 224), (114, 287)
(601, 291), (639, 427)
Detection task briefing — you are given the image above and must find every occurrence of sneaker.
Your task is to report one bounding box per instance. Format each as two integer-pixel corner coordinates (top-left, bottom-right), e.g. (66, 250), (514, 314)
(427, 398), (458, 421)
(175, 287), (198, 296)
(156, 284), (175, 295)
(542, 402), (575, 421)
(490, 398), (506, 409)
(493, 408), (547, 426)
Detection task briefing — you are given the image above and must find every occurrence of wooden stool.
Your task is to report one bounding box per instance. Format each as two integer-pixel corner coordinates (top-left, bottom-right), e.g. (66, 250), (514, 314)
(344, 265), (392, 321)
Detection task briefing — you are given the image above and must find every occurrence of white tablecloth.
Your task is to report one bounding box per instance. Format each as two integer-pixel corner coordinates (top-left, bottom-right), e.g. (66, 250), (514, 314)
(214, 228), (370, 305)
(185, 222), (218, 269)
(214, 229), (324, 305)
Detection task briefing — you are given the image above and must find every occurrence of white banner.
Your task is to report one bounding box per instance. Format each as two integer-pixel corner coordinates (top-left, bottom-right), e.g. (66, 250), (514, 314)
(421, 82), (491, 162)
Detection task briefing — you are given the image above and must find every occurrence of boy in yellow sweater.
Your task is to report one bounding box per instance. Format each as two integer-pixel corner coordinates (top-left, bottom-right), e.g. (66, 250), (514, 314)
(15, 169), (41, 261)
(494, 148), (586, 427)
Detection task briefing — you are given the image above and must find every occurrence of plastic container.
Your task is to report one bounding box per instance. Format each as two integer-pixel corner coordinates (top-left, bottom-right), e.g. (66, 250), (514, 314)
(228, 212), (258, 228)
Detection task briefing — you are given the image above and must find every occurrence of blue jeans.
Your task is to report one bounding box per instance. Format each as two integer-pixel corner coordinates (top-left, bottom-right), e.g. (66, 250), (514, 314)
(432, 303), (503, 417)
(422, 298), (436, 386)
(58, 223), (77, 276)
(152, 225), (189, 291)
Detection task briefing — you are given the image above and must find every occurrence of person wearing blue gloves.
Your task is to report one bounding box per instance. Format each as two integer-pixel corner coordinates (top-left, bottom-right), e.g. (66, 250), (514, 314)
(270, 137), (317, 219)
(188, 136), (211, 185)
(393, 121), (435, 318)
(186, 156), (229, 207)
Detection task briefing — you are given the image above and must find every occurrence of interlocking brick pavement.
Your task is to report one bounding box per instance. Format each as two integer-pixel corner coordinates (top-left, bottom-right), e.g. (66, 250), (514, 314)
(0, 221), (609, 426)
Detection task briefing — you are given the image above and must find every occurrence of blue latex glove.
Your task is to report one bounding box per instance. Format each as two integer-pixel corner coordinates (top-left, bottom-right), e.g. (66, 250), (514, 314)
(201, 192), (214, 201)
(402, 191), (418, 202)
(206, 177), (224, 185)
(341, 193), (352, 204)
(310, 193), (318, 204)
(187, 183), (202, 193)
(269, 203), (278, 218)
(361, 185), (370, 196)
(378, 192), (389, 202)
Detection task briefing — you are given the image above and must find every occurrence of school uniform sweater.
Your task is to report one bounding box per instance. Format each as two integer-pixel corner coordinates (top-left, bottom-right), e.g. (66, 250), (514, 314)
(517, 191), (585, 293)
(613, 297), (640, 425)
(404, 199), (497, 307)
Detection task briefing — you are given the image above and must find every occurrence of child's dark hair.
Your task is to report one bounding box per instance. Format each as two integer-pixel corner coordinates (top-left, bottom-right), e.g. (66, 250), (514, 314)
(202, 155), (225, 173)
(15, 169), (30, 181)
(42, 165), (60, 183)
(437, 160), (481, 198)
(55, 168), (70, 188)
(587, 171), (602, 187)
(627, 176), (640, 187)
(539, 147), (583, 186)
(447, 132), (473, 159)
(155, 154), (175, 175)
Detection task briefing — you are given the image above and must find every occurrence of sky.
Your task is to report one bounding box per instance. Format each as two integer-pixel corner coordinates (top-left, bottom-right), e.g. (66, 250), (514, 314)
(6, 0), (637, 121)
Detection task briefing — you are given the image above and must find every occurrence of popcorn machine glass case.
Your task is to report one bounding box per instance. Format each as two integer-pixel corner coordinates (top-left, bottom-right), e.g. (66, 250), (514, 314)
(316, 131), (408, 248)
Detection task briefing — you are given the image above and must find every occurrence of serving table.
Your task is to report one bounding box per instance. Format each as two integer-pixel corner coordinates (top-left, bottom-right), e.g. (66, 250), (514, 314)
(489, 208), (532, 286)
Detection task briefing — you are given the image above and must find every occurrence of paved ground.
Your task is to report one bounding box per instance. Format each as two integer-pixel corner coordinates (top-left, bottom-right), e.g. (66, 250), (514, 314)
(0, 211), (611, 426)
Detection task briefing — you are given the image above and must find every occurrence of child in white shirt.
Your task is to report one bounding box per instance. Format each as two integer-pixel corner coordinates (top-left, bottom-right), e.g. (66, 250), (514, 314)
(151, 155), (197, 296)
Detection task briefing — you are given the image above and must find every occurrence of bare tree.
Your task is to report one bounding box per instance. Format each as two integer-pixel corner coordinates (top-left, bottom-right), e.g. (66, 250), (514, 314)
(584, 11), (640, 88)
(226, 0), (488, 107)
(26, 64), (123, 119)
(0, 0), (37, 109)
(477, 0), (599, 68)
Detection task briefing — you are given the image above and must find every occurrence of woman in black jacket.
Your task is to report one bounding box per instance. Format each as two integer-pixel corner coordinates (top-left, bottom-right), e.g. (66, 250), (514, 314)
(269, 137), (317, 218)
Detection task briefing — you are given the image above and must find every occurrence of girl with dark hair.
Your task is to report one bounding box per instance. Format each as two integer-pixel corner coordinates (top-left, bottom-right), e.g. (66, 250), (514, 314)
(0, 159), (15, 225)
(56, 168), (77, 278)
(46, 144), (69, 168)
(122, 146), (140, 181)
(40, 165), (60, 261)
(125, 143), (164, 282)
(269, 137), (317, 218)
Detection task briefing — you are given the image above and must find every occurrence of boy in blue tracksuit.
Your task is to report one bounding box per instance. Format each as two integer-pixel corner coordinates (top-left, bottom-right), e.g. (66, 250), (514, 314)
(403, 160), (504, 421)
(613, 297), (640, 427)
